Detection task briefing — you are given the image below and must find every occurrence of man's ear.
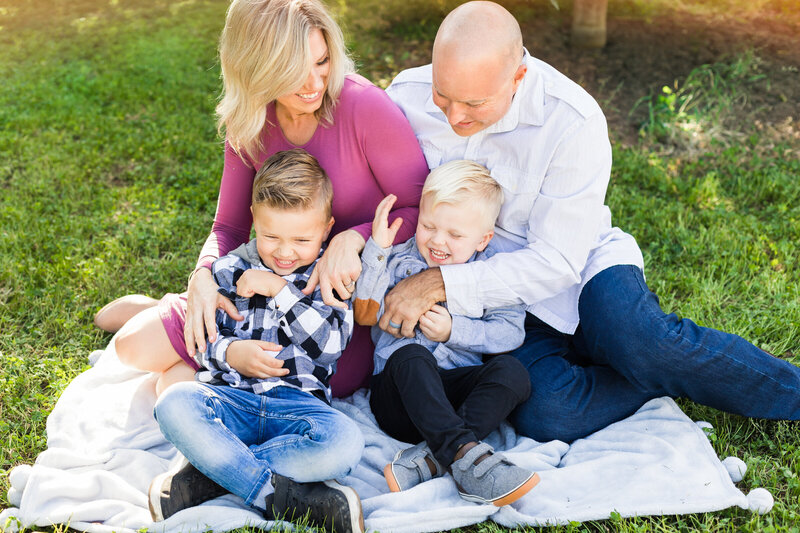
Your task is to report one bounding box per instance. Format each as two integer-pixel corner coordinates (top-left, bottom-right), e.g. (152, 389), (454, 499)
(476, 229), (494, 252)
(511, 64), (527, 92)
(322, 216), (335, 241)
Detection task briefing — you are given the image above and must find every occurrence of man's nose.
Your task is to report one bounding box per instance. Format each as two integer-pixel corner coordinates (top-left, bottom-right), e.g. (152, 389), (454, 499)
(444, 102), (467, 126)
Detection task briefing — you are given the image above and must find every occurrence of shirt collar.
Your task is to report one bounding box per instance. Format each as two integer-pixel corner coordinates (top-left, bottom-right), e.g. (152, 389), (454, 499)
(422, 48), (545, 133)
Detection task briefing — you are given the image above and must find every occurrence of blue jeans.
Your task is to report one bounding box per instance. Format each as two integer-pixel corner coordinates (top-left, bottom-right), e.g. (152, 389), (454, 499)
(154, 382), (364, 510)
(511, 264), (800, 443)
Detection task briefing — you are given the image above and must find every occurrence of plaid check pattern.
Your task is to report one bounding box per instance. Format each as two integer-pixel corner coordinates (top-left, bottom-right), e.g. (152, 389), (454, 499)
(196, 240), (353, 402)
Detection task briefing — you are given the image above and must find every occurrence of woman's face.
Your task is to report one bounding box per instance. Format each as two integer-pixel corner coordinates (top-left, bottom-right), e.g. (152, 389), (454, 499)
(275, 28), (330, 118)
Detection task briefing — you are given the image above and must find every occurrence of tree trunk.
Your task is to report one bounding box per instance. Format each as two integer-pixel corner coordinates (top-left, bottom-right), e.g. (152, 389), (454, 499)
(571, 0), (608, 48)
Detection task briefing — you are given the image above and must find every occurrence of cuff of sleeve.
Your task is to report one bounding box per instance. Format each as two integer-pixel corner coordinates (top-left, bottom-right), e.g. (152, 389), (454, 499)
(440, 263), (483, 318)
(444, 315), (471, 349)
(273, 283), (303, 313)
(214, 337), (236, 370)
(362, 238), (392, 268)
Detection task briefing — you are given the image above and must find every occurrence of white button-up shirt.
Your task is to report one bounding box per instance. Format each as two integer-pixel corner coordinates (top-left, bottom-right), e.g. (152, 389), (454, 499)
(386, 51), (644, 334)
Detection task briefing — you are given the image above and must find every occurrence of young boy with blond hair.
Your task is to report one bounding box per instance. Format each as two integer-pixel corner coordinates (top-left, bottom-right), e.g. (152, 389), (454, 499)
(150, 149), (364, 533)
(355, 160), (538, 507)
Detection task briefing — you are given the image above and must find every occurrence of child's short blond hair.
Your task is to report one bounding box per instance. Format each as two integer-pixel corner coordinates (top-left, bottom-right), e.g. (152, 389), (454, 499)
(421, 160), (503, 230)
(252, 149), (333, 219)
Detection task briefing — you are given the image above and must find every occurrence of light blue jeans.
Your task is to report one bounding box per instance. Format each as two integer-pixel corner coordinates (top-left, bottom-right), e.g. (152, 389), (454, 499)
(154, 382), (364, 511)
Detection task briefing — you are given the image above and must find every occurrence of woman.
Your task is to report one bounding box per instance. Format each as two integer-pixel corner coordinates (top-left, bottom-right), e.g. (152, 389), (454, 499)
(96, 0), (428, 398)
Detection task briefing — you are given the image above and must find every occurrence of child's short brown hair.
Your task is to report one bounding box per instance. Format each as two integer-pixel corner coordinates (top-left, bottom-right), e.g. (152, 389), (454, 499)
(252, 149), (333, 219)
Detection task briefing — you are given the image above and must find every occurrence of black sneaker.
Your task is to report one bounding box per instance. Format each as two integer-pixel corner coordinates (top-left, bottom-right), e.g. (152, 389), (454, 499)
(148, 458), (229, 521)
(270, 473), (364, 533)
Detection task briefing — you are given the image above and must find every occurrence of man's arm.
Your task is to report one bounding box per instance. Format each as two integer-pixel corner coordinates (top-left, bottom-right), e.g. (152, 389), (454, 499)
(441, 113), (613, 316)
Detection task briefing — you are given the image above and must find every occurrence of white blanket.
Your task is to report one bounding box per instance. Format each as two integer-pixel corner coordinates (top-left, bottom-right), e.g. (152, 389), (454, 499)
(1, 339), (772, 533)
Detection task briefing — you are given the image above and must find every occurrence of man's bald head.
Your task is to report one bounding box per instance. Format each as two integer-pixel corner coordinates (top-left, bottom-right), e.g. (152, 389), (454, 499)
(433, 1), (522, 78)
(430, 1), (527, 137)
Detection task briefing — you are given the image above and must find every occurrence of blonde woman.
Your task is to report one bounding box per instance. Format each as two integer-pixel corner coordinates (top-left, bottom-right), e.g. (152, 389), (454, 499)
(96, 0), (428, 401)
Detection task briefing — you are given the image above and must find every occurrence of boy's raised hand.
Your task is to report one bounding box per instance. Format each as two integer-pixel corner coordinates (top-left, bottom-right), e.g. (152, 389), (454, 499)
(372, 194), (404, 249)
(419, 304), (452, 343)
(236, 270), (287, 298)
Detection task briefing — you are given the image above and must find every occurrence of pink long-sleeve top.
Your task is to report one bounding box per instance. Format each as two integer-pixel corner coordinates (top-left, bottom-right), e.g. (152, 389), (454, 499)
(196, 74), (429, 271)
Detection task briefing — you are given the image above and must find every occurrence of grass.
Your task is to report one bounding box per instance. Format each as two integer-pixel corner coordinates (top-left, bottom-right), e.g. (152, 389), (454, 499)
(1, 0), (799, 531)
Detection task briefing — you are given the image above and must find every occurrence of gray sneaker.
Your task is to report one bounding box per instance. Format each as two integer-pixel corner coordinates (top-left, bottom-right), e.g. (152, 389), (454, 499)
(450, 442), (539, 506)
(384, 442), (443, 492)
(271, 473), (364, 533)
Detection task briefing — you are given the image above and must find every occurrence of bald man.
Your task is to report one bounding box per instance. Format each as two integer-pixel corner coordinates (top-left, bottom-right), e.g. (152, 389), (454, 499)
(382, 1), (800, 442)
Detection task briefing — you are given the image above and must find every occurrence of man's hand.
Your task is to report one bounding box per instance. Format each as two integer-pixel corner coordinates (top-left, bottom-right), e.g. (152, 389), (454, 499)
(379, 268), (446, 338)
(236, 270), (287, 298)
(371, 194), (404, 249)
(418, 304), (452, 342)
(226, 339), (288, 379)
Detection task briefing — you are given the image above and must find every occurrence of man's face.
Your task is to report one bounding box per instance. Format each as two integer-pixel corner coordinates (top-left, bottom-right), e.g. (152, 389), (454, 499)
(431, 52), (525, 137)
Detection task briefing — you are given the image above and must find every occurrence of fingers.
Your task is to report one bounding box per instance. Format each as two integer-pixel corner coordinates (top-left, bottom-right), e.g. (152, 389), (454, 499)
(319, 277), (349, 309)
(375, 194), (397, 221)
(220, 295), (243, 321)
(203, 304), (217, 345)
(303, 267), (320, 296)
(387, 216), (404, 242)
(252, 340), (282, 352)
(254, 347), (289, 377)
(183, 322), (197, 357)
(188, 303), (208, 355)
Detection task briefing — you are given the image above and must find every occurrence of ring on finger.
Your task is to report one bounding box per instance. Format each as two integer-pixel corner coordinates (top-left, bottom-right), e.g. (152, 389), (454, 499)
(388, 320), (402, 329)
(345, 281), (356, 291)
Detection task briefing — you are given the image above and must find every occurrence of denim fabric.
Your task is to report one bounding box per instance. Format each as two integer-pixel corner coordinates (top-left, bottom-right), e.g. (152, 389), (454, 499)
(154, 382), (364, 510)
(370, 345), (531, 467)
(511, 264), (800, 443)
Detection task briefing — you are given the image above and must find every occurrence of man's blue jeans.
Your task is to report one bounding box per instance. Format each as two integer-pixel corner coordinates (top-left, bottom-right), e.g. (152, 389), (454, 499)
(511, 264), (800, 443)
(154, 382), (364, 510)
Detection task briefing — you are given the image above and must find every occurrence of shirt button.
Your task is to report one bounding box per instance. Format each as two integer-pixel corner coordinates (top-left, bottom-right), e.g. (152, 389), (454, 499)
(377, 255), (384, 261)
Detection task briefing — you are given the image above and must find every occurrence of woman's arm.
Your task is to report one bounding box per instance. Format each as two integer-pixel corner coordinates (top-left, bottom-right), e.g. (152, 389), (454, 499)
(185, 142), (254, 357)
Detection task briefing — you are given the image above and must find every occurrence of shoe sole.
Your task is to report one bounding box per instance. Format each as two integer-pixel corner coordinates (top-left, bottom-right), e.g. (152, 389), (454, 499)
(323, 480), (365, 533)
(458, 471), (540, 507)
(148, 470), (170, 521)
(383, 463), (402, 492)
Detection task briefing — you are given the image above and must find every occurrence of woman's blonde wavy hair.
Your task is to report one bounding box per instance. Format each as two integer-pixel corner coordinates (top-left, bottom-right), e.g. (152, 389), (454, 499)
(216, 0), (354, 161)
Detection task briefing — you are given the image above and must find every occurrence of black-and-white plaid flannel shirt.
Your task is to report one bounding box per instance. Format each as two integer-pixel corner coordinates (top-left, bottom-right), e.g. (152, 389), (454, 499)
(196, 240), (354, 402)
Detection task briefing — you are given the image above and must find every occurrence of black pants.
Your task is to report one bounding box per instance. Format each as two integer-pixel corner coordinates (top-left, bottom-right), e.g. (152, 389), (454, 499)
(369, 344), (531, 467)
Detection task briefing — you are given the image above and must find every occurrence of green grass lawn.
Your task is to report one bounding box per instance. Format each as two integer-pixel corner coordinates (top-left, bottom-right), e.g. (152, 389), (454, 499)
(1, 0), (799, 531)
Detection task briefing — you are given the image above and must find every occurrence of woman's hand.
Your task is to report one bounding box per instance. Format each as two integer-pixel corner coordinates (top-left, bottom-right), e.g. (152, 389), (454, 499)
(226, 339), (288, 379)
(184, 267), (243, 357)
(371, 194), (404, 249)
(303, 229), (366, 308)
